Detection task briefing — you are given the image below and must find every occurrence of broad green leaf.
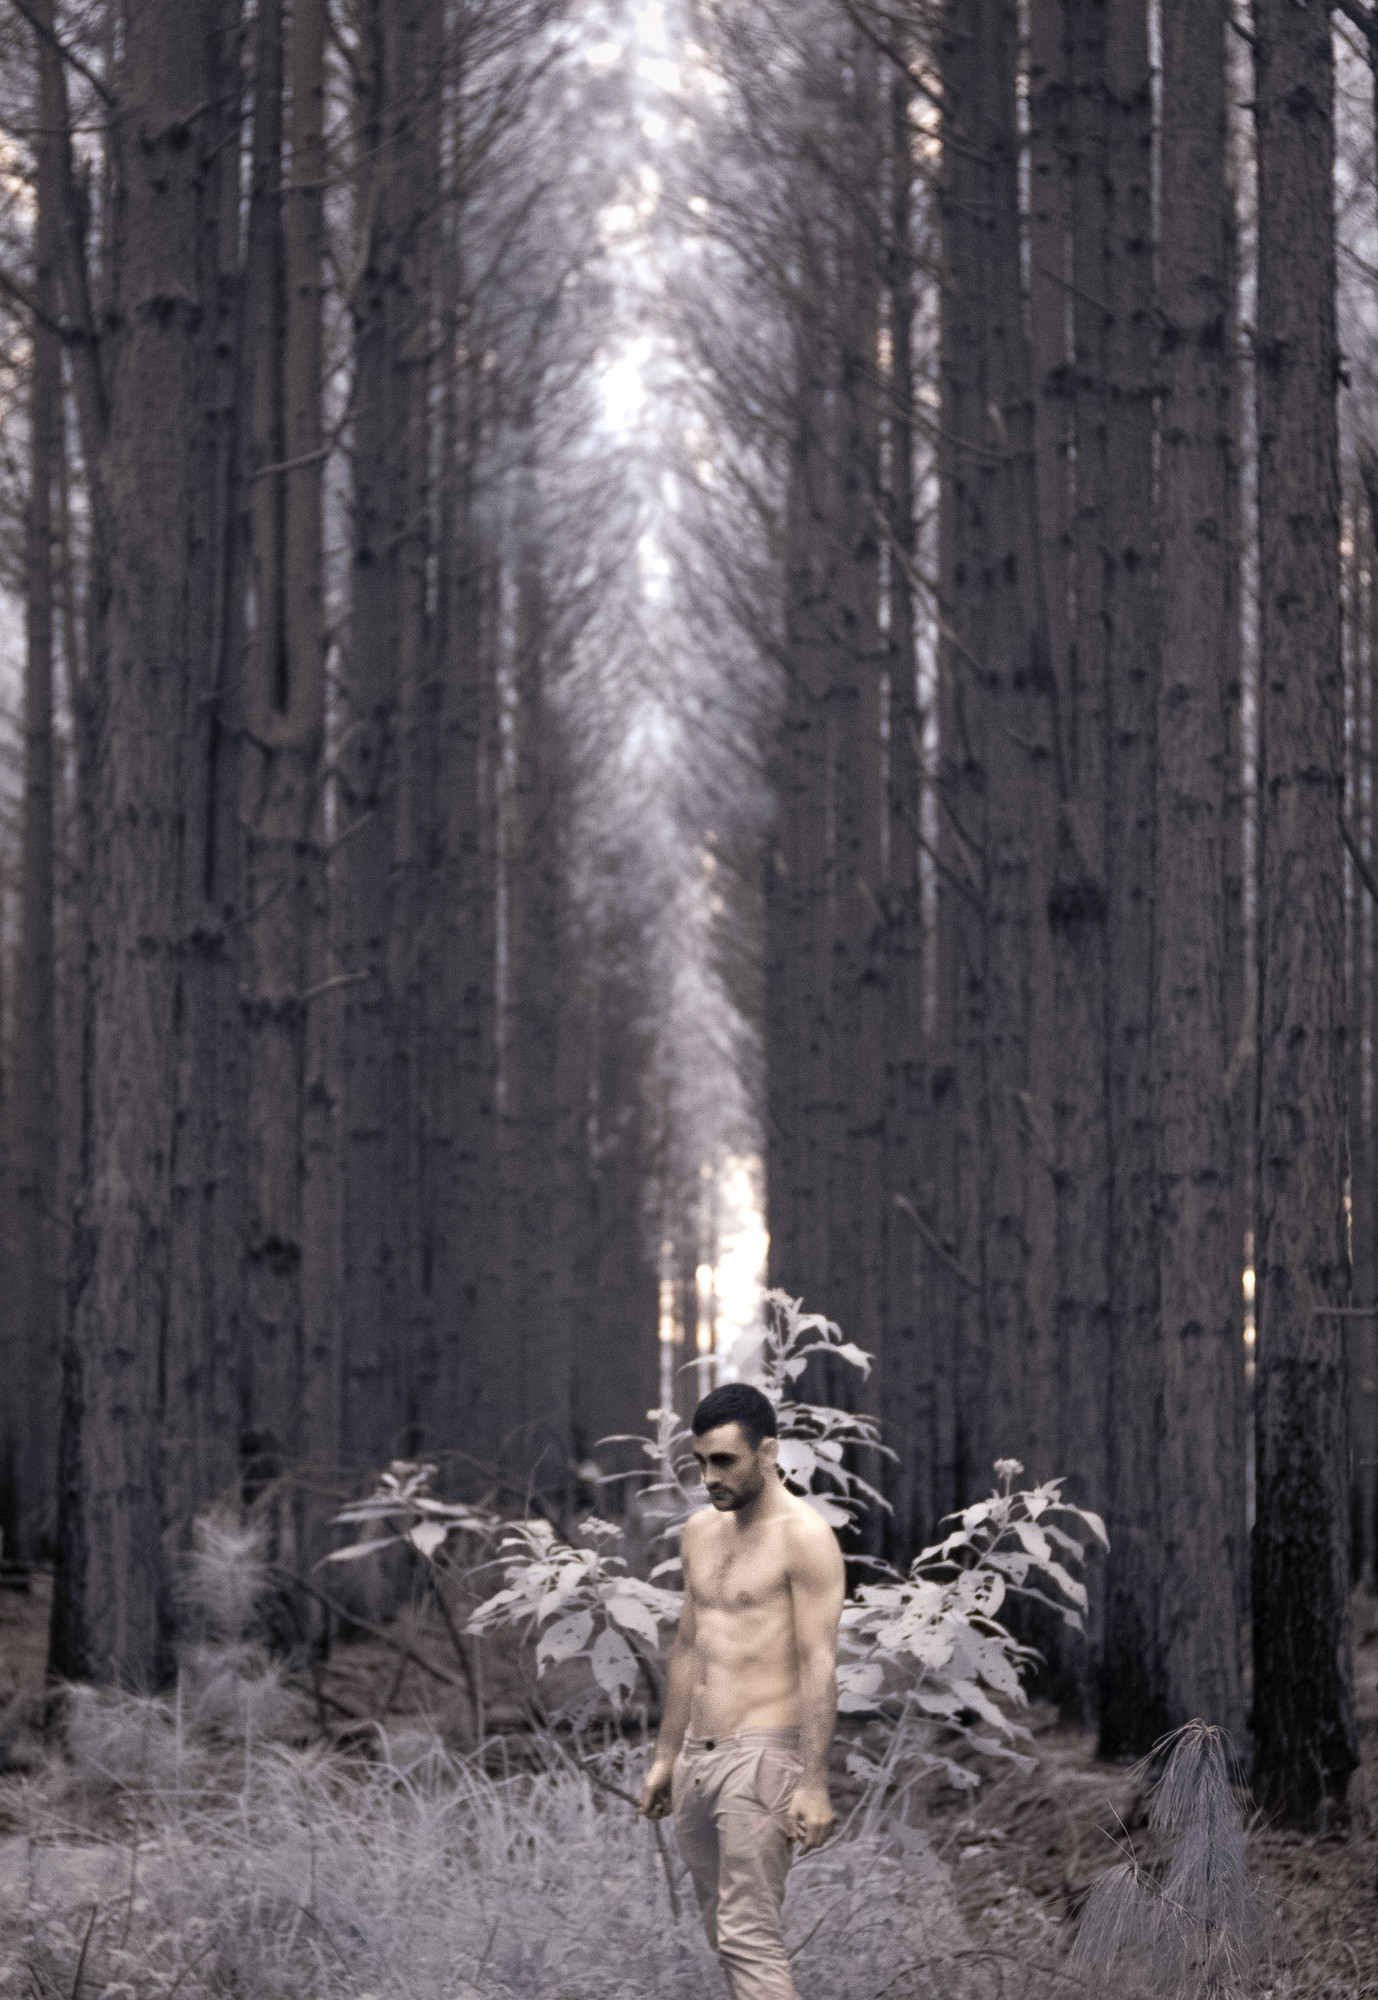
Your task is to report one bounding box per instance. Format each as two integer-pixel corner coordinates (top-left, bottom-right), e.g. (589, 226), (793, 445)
(589, 1627), (639, 1707)
(537, 1609), (593, 1671)
(603, 1590), (663, 1646)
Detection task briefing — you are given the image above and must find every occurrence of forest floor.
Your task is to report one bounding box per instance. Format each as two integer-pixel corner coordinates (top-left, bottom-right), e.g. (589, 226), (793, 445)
(1, 1572), (1376, 1996)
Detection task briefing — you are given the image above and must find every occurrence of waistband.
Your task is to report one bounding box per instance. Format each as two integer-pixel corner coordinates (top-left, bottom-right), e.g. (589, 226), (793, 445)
(680, 1726), (801, 1754)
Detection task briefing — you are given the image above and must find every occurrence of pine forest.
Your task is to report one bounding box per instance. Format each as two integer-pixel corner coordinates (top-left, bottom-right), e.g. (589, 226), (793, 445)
(0, 0), (1376, 1993)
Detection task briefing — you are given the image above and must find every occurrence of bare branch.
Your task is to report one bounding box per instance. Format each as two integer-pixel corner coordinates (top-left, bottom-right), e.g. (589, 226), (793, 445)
(5, 0), (115, 106)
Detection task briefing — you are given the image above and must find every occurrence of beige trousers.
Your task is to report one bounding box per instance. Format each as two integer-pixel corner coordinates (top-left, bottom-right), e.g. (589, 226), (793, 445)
(672, 1729), (802, 2000)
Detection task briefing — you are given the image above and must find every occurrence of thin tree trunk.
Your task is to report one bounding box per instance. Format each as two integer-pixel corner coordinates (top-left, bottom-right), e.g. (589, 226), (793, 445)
(772, 285), (833, 1329)
(286, 0), (338, 1526)
(935, 0), (986, 1518)
(832, 32), (885, 1433)
(444, 337), (500, 1469)
(970, 0), (1055, 1495)
(503, 435), (568, 1475)
(1053, 0), (1111, 1678)
(881, 61), (929, 1561)
(238, 0), (329, 1558)
(1250, 0), (1358, 1823)
(164, 0), (246, 1542)
(238, 0), (295, 1502)
(341, 0), (402, 1468)
(1153, 0), (1247, 1740)
(1360, 463), (1378, 1595)
(1095, 0), (1163, 1760)
(13, 0), (63, 1561)
(50, 0), (216, 1686)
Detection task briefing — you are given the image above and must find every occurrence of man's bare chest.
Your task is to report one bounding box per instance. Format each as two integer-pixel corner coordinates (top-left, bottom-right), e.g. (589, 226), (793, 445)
(690, 1533), (792, 1615)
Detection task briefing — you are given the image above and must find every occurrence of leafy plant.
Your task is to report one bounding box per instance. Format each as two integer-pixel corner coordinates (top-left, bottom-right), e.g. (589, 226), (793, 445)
(837, 1459), (1107, 1793)
(326, 1461), (499, 1566)
(324, 1313), (1106, 1764)
(466, 1517), (682, 1714)
(723, 1286), (892, 1527)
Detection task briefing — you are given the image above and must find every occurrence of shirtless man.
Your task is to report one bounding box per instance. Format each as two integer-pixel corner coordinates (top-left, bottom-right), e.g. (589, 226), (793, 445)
(638, 1382), (846, 2000)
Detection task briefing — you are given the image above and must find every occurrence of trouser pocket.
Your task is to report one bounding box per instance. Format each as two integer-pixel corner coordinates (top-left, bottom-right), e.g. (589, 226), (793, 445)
(752, 1745), (802, 1827)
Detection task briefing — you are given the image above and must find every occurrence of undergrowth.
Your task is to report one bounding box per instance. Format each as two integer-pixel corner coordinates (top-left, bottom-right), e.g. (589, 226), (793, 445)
(0, 1721), (995, 2000)
(0, 1295), (1312, 2000)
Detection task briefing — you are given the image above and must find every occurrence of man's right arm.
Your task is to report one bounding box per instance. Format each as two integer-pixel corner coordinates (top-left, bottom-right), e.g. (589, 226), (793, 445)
(638, 1528), (699, 1819)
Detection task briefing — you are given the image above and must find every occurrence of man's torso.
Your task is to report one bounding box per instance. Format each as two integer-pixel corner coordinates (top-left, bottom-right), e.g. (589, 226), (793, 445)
(683, 1504), (804, 1736)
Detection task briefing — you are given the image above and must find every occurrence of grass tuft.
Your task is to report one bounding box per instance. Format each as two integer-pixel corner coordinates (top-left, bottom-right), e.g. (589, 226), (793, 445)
(1070, 1721), (1266, 2000)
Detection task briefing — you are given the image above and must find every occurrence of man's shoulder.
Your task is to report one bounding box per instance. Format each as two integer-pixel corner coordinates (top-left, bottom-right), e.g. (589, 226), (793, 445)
(680, 1504), (715, 1555)
(779, 1493), (845, 1568)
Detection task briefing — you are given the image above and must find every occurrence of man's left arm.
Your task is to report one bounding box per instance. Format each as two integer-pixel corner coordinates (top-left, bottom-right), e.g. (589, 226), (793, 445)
(787, 1513), (846, 1853)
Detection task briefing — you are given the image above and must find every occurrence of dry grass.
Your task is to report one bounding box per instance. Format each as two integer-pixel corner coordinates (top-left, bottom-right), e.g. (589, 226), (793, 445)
(0, 1716), (989, 2000)
(1, 1577), (1375, 2000)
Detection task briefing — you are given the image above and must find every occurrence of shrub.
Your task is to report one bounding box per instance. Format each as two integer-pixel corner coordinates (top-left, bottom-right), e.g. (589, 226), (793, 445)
(327, 1301), (1106, 1781)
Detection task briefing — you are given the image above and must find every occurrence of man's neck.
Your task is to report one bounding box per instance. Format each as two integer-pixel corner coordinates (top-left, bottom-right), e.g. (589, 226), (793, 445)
(730, 1472), (789, 1532)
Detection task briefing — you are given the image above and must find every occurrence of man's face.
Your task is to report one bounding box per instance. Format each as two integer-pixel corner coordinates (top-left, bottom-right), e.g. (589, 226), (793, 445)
(691, 1422), (777, 1510)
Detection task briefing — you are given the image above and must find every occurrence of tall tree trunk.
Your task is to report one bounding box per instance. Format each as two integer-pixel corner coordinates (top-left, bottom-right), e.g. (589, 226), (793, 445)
(163, 0), (246, 1542)
(1015, 13), (1062, 1525)
(239, 0), (329, 1549)
(238, 0), (291, 1491)
(1029, 0), (1103, 1712)
(574, 914), (658, 1457)
(50, 0), (215, 1686)
(1095, 0), (1164, 1760)
(934, 0), (986, 1518)
(1344, 510), (1373, 1594)
(13, 0), (64, 1561)
(1052, 0), (1111, 1668)
(285, 0), (338, 1522)
(831, 32), (885, 1438)
(389, 0), (440, 1461)
(341, 0), (402, 1468)
(1153, 0), (1246, 1739)
(440, 328), (499, 1472)
(503, 437), (568, 1477)
(1359, 460), (1378, 1595)
(881, 62), (930, 1561)
(1250, 0), (1358, 1823)
(970, 0), (1055, 1493)
(770, 279), (833, 1328)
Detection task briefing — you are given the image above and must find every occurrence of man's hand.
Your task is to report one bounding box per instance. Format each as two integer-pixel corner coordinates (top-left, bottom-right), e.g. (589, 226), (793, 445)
(788, 1781), (835, 1853)
(639, 1757), (674, 1821)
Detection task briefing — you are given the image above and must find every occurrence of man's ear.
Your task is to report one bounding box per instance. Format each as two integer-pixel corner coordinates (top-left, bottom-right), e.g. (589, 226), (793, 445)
(760, 1435), (780, 1471)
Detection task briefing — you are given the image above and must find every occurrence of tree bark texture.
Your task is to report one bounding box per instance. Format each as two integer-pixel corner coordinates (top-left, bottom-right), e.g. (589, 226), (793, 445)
(13, 0), (64, 1561)
(340, 0), (408, 1468)
(934, 0), (986, 1518)
(163, 0), (246, 1544)
(1153, 0), (1246, 1741)
(51, 0), (216, 1686)
(880, 63), (932, 1559)
(1030, 0), (1110, 1715)
(1250, 0), (1358, 1823)
(502, 443), (570, 1478)
(1090, 0), (1165, 1761)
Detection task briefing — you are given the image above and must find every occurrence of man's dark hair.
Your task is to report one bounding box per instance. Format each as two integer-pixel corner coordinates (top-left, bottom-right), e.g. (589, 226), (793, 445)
(691, 1383), (779, 1450)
